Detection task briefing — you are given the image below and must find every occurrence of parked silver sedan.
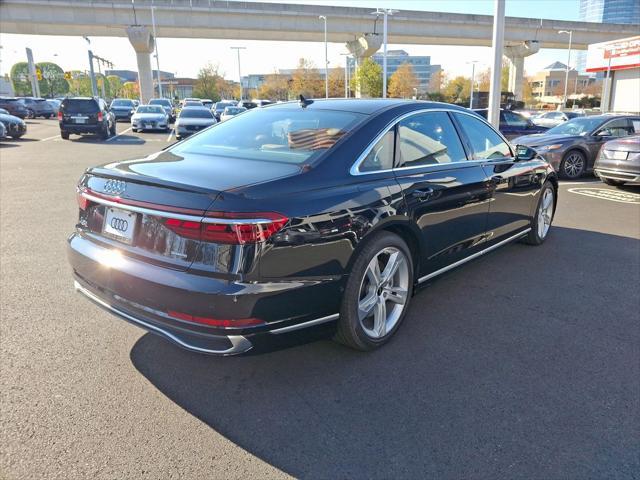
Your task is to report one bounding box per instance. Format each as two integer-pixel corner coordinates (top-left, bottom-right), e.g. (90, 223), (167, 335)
(175, 107), (217, 140)
(220, 106), (246, 122)
(594, 135), (640, 186)
(532, 110), (584, 128)
(131, 105), (169, 132)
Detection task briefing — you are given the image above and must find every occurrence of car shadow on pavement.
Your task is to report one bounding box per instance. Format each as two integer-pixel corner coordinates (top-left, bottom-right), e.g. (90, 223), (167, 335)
(70, 135), (145, 145)
(130, 226), (640, 479)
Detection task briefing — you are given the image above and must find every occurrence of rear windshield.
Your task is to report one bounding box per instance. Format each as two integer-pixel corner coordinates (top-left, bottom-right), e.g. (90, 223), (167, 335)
(179, 109), (213, 119)
(183, 101), (203, 107)
(1, 99), (23, 104)
(224, 107), (245, 115)
(111, 99), (134, 107)
(149, 99), (171, 106)
(61, 99), (99, 113)
(215, 102), (236, 111)
(136, 105), (165, 114)
(171, 108), (365, 165)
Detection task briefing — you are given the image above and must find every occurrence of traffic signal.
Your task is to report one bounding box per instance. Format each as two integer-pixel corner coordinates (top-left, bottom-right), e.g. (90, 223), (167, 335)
(35, 68), (42, 81)
(64, 71), (72, 80)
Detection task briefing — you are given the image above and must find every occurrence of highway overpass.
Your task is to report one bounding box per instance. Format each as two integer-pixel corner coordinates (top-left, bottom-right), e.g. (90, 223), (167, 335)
(2, 0), (636, 101)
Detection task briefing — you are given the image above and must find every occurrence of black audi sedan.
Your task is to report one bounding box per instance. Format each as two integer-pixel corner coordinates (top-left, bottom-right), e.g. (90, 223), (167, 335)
(68, 99), (558, 355)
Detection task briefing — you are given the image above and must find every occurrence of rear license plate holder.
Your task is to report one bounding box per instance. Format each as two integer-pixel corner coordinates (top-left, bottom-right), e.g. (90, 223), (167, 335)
(103, 207), (138, 245)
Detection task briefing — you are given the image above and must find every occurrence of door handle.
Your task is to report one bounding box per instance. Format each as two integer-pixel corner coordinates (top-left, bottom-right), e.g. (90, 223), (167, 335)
(411, 188), (434, 200)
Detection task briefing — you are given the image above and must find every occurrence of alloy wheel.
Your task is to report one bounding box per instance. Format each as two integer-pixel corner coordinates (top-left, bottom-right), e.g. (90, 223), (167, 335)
(563, 152), (584, 178)
(357, 247), (410, 339)
(537, 188), (554, 239)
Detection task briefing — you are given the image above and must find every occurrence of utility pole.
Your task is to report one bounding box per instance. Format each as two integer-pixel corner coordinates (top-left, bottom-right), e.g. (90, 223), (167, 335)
(25, 48), (41, 97)
(558, 30), (573, 109)
(231, 46), (246, 101)
(319, 16), (328, 98)
(83, 36), (98, 97)
(151, 5), (163, 98)
(488, 0), (505, 129)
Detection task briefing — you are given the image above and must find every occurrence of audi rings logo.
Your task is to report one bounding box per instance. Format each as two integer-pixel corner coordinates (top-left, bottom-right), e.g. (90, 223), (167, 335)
(104, 179), (126, 196)
(110, 217), (129, 232)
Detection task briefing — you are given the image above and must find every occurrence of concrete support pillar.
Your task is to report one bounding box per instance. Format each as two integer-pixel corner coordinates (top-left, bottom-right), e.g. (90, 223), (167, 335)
(504, 40), (540, 101)
(507, 55), (525, 100)
(345, 33), (382, 98)
(126, 26), (155, 103)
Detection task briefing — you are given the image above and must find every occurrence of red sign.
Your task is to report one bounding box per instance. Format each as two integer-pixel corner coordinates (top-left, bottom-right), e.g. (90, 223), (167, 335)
(604, 38), (640, 59)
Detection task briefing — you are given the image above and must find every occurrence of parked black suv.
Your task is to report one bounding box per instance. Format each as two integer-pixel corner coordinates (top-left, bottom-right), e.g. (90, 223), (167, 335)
(20, 97), (55, 119)
(59, 97), (116, 140)
(0, 97), (29, 118)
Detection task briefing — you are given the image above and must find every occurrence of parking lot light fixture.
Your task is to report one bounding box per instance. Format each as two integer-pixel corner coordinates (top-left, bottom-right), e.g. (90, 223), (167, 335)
(319, 15), (328, 99)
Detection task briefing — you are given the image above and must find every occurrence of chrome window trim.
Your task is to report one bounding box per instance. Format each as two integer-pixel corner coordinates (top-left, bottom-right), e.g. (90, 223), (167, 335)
(81, 192), (275, 225)
(350, 108), (513, 176)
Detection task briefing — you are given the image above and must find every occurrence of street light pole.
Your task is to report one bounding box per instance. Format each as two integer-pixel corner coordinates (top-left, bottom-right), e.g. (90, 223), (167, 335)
(319, 16), (328, 98)
(372, 8), (398, 99)
(230, 46), (246, 101)
(487, 0), (505, 129)
(83, 36), (98, 97)
(559, 30), (573, 109)
(468, 60), (478, 109)
(151, 5), (163, 98)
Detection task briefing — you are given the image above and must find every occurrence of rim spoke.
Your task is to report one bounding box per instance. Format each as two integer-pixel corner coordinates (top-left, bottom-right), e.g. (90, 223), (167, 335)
(543, 191), (553, 208)
(365, 257), (382, 286)
(385, 286), (407, 304)
(380, 251), (402, 284)
(358, 292), (378, 320)
(373, 298), (387, 337)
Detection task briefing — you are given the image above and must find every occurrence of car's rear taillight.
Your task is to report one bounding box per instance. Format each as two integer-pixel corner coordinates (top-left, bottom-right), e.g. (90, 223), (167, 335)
(163, 212), (288, 244)
(57, 111), (63, 121)
(77, 191), (89, 210)
(97, 112), (103, 122)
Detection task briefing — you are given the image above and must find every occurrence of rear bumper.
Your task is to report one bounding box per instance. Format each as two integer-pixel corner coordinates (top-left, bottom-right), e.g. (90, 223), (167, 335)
(60, 123), (103, 134)
(68, 232), (342, 355)
(594, 167), (640, 183)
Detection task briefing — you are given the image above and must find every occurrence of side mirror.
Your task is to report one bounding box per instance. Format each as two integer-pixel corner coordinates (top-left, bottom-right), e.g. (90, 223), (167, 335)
(595, 129), (612, 138)
(515, 145), (537, 161)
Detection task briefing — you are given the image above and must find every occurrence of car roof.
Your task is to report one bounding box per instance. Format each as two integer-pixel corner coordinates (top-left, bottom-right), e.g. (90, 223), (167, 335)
(267, 98), (470, 115)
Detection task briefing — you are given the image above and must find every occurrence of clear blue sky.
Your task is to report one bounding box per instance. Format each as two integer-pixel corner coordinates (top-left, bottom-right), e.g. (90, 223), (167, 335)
(0, 0), (581, 82)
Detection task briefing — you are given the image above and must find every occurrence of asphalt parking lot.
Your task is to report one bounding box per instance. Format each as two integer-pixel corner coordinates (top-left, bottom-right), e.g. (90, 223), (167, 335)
(1, 119), (639, 479)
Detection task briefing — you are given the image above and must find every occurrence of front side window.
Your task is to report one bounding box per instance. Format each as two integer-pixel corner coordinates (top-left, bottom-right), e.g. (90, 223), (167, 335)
(397, 112), (467, 167)
(454, 113), (512, 160)
(359, 130), (395, 172)
(599, 118), (633, 137)
(503, 111), (529, 128)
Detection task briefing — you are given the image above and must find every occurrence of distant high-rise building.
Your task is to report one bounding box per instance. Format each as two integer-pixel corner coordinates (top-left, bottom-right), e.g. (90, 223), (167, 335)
(576, 0), (640, 72)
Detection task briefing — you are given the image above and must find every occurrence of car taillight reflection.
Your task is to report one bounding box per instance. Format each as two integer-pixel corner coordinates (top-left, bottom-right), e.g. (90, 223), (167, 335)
(167, 310), (265, 328)
(57, 111), (63, 121)
(97, 112), (103, 122)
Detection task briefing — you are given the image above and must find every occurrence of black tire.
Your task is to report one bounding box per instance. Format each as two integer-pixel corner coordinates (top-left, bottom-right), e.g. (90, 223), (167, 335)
(10, 134), (23, 140)
(26, 109), (35, 119)
(110, 122), (117, 136)
(60, 131), (69, 140)
(100, 126), (110, 140)
(334, 231), (414, 351)
(602, 178), (625, 187)
(559, 150), (586, 179)
(45, 114), (52, 119)
(132, 128), (138, 133)
(523, 181), (556, 246)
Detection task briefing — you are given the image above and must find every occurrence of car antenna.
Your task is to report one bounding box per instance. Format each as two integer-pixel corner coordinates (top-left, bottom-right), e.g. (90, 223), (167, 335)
(299, 95), (313, 108)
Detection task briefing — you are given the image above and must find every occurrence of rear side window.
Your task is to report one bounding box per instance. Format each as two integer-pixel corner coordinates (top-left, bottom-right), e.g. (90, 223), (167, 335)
(360, 130), (395, 172)
(454, 113), (512, 160)
(600, 118), (634, 137)
(61, 99), (99, 113)
(397, 112), (467, 167)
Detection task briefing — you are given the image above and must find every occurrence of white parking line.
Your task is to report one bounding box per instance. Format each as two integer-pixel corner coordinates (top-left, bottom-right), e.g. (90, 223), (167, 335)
(39, 134), (60, 142)
(559, 181), (600, 186)
(106, 127), (132, 142)
(165, 129), (174, 142)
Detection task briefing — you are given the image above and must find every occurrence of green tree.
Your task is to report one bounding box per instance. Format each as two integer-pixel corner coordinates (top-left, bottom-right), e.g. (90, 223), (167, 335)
(258, 73), (290, 101)
(351, 58), (382, 98)
(192, 63), (222, 101)
(442, 75), (471, 104)
(9, 62), (31, 96)
(106, 75), (123, 99)
(37, 62), (69, 97)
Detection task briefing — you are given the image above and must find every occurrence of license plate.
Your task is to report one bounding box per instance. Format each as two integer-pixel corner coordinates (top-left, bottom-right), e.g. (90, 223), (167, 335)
(103, 207), (137, 244)
(611, 151), (628, 160)
(74, 117), (86, 124)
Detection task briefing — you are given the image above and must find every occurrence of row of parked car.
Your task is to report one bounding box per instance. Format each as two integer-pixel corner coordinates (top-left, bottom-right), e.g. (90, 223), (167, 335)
(0, 96), (63, 119)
